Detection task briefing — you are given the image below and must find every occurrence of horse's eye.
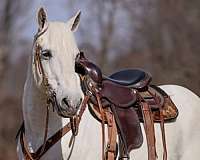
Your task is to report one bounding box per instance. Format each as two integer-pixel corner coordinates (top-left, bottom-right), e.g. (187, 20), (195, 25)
(41, 50), (52, 59)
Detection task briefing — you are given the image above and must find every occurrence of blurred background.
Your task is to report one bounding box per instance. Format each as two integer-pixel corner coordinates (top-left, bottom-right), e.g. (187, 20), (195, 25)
(0, 0), (200, 159)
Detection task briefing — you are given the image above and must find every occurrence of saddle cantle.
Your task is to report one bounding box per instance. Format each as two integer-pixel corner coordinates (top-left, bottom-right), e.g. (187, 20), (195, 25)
(75, 52), (179, 160)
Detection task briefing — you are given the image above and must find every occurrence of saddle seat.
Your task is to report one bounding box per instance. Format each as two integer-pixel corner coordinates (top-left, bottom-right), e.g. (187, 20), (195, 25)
(106, 69), (152, 89)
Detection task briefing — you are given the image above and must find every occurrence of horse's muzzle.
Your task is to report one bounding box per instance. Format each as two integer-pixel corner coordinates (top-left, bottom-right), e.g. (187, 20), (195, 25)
(56, 98), (81, 118)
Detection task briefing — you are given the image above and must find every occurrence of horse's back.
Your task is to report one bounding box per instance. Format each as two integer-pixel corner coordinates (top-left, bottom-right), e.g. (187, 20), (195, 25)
(130, 85), (200, 160)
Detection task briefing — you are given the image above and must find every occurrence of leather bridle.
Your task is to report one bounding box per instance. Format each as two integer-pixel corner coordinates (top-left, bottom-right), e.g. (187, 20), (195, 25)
(33, 26), (56, 107)
(18, 95), (89, 160)
(17, 26), (90, 160)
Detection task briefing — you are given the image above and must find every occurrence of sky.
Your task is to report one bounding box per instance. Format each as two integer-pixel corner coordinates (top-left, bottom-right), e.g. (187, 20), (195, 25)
(23, 0), (81, 39)
(13, 0), (83, 61)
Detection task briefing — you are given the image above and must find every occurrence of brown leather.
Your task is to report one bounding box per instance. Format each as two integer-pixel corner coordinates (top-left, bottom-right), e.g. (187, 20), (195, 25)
(136, 92), (178, 123)
(87, 87), (175, 160)
(152, 96), (178, 122)
(159, 108), (167, 160)
(113, 106), (143, 152)
(96, 93), (106, 160)
(75, 52), (103, 84)
(18, 95), (89, 160)
(88, 103), (118, 160)
(86, 82), (178, 160)
(105, 111), (117, 160)
(75, 53), (179, 160)
(100, 80), (137, 108)
(141, 102), (157, 160)
(139, 86), (165, 110)
(20, 122), (72, 160)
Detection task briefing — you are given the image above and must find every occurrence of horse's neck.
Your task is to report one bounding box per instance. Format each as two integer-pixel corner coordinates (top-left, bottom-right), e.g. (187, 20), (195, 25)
(22, 61), (69, 151)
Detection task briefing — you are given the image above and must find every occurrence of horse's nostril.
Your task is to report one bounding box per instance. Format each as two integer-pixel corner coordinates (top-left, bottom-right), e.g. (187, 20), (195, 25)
(79, 98), (82, 105)
(62, 98), (70, 107)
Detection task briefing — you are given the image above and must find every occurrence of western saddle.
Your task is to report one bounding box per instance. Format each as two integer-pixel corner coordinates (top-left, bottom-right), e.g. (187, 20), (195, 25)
(75, 52), (178, 160)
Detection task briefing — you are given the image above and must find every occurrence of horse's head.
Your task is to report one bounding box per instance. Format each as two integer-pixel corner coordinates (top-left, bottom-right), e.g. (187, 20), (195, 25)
(32, 7), (83, 118)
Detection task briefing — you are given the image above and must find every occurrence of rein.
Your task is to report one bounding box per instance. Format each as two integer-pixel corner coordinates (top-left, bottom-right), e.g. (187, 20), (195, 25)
(19, 95), (89, 160)
(18, 26), (89, 160)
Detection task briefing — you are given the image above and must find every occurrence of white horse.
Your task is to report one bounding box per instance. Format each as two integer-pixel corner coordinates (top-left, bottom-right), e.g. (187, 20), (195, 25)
(17, 7), (102, 160)
(17, 7), (200, 160)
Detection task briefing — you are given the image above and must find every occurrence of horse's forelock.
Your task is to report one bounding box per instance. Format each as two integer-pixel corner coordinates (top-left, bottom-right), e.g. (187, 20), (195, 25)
(41, 22), (79, 56)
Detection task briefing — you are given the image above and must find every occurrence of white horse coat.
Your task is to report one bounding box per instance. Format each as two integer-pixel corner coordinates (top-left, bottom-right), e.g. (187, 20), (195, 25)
(17, 8), (200, 160)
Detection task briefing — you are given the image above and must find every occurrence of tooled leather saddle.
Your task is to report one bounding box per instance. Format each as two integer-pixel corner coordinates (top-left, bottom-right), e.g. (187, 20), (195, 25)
(75, 52), (178, 160)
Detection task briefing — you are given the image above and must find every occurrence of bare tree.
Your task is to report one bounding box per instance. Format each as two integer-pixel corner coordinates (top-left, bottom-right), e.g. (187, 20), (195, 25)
(64, 0), (200, 94)
(65, 0), (134, 72)
(0, 0), (32, 83)
(118, 0), (200, 94)
(0, 1), (33, 159)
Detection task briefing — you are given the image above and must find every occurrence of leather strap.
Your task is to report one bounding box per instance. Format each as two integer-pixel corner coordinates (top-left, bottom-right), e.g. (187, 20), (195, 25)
(19, 95), (89, 160)
(87, 99), (118, 160)
(110, 105), (129, 159)
(160, 108), (167, 160)
(148, 90), (168, 160)
(96, 93), (106, 160)
(20, 122), (72, 160)
(141, 102), (156, 160)
(105, 111), (117, 160)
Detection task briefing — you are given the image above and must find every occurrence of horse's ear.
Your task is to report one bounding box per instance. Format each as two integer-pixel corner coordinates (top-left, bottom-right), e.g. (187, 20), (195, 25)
(37, 7), (48, 31)
(68, 11), (81, 32)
